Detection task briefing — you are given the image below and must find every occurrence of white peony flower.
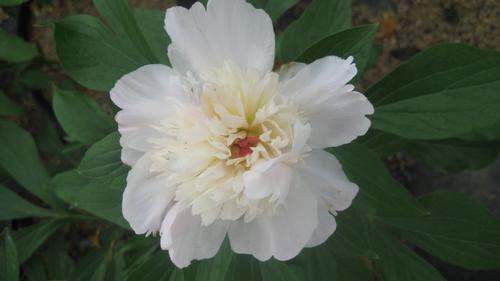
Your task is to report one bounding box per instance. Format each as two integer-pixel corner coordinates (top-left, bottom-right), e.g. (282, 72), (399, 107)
(111, 0), (374, 268)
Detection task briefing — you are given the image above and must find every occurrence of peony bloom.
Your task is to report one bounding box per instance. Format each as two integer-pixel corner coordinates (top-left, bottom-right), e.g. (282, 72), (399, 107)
(111, 0), (374, 268)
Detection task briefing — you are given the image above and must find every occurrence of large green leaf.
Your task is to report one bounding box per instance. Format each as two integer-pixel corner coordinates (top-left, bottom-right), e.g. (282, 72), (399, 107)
(55, 4), (169, 92)
(52, 169), (128, 228)
(297, 24), (378, 80)
(224, 254), (262, 281)
(260, 259), (301, 281)
(357, 130), (406, 157)
(0, 229), (18, 281)
(331, 208), (445, 281)
(0, 0), (27, 6)
(368, 44), (500, 140)
(381, 191), (500, 270)
(329, 143), (425, 217)
(54, 15), (148, 91)
(0, 29), (37, 63)
(195, 240), (233, 281)
(335, 258), (372, 281)
(53, 87), (116, 145)
(460, 120), (500, 142)
(277, 0), (351, 62)
(79, 132), (128, 179)
(134, 9), (170, 65)
(368, 226), (446, 281)
(290, 246), (338, 281)
(71, 252), (108, 281)
(0, 91), (23, 116)
(126, 251), (173, 281)
(45, 234), (75, 281)
(0, 185), (56, 220)
(12, 220), (65, 263)
(93, 0), (157, 63)
(406, 139), (499, 172)
(264, 0), (298, 23)
(0, 121), (52, 203)
(369, 44), (500, 106)
(371, 85), (500, 140)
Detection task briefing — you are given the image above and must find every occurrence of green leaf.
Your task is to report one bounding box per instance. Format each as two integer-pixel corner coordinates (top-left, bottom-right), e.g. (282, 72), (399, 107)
(277, 0), (351, 62)
(23, 256), (48, 281)
(260, 259), (301, 281)
(169, 268), (185, 281)
(0, 91), (23, 116)
(460, 120), (500, 141)
(406, 139), (499, 172)
(368, 44), (500, 140)
(12, 220), (65, 263)
(55, 4), (169, 92)
(53, 87), (116, 145)
(331, 209), (445, 281)
(371, 85), (500, 140)
(52, 170), (128, 228)
(0, 229), (19, 281)
(0, 0), (28, 6)
(291, 246), (338, 281)
(34, 111), (65, 155)
(0, 29), (37, 63)
(297, 24), (378, 81)
(0, 185), (56, 220)
(261, 0), (299, 23)
(224, 254), (262, 281)
(328, 143), (424, 217)
(134, 9), (170, 65)
(335, 258), (372, 281)
(70, 246), (109, 281)
(357, 130), (406, 156)
(328, 209), (372, 258)
(368, 226), (446, 281)
(45, 234), (75, 280)
(93, 0), (158, 63)
(126, 251), (173, 281)
(79, 132), (128, 179)
(369, 44), (500, 106)
(381, 191), (500, 270)
(195, 240), (233, 281)
(0, 121), (52, 203)
(54, 15), (148, 91)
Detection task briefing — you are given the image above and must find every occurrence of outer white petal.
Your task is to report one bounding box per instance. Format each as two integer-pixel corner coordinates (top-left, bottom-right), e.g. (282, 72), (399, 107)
(298, 149), (359, 212)
(279, 56), (374, 148)
(306, 203), (337, 247)
(110, 64), (184, 166)
(164, 0), (275, 77)
(122, 154), (176, 235)
(228, 187), (318, 261)
(160, 204), (229, 268)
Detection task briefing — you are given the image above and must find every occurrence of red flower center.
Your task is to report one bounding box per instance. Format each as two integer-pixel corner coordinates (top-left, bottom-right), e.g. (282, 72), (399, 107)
(231, 135), (259, 158)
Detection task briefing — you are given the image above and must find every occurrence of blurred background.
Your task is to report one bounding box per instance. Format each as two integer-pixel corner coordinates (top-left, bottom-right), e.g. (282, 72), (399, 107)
(1, 0), (499, 280)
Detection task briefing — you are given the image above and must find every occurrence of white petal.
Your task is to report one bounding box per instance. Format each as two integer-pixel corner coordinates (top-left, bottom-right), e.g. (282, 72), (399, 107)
(228, 217), (273, 261)
(160, 204), (228, 268)
(242, 156), (292, 201)
(110, 64), (184, 166)
(228, 187), (318, 261)
(280, 56), (374, 148)
(122, 154), (176, 235)
(165, 0), (275, 77)
(306, 203), (337, 247)
(298, 149), (359, 212)
(269, 187), (318, 260)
